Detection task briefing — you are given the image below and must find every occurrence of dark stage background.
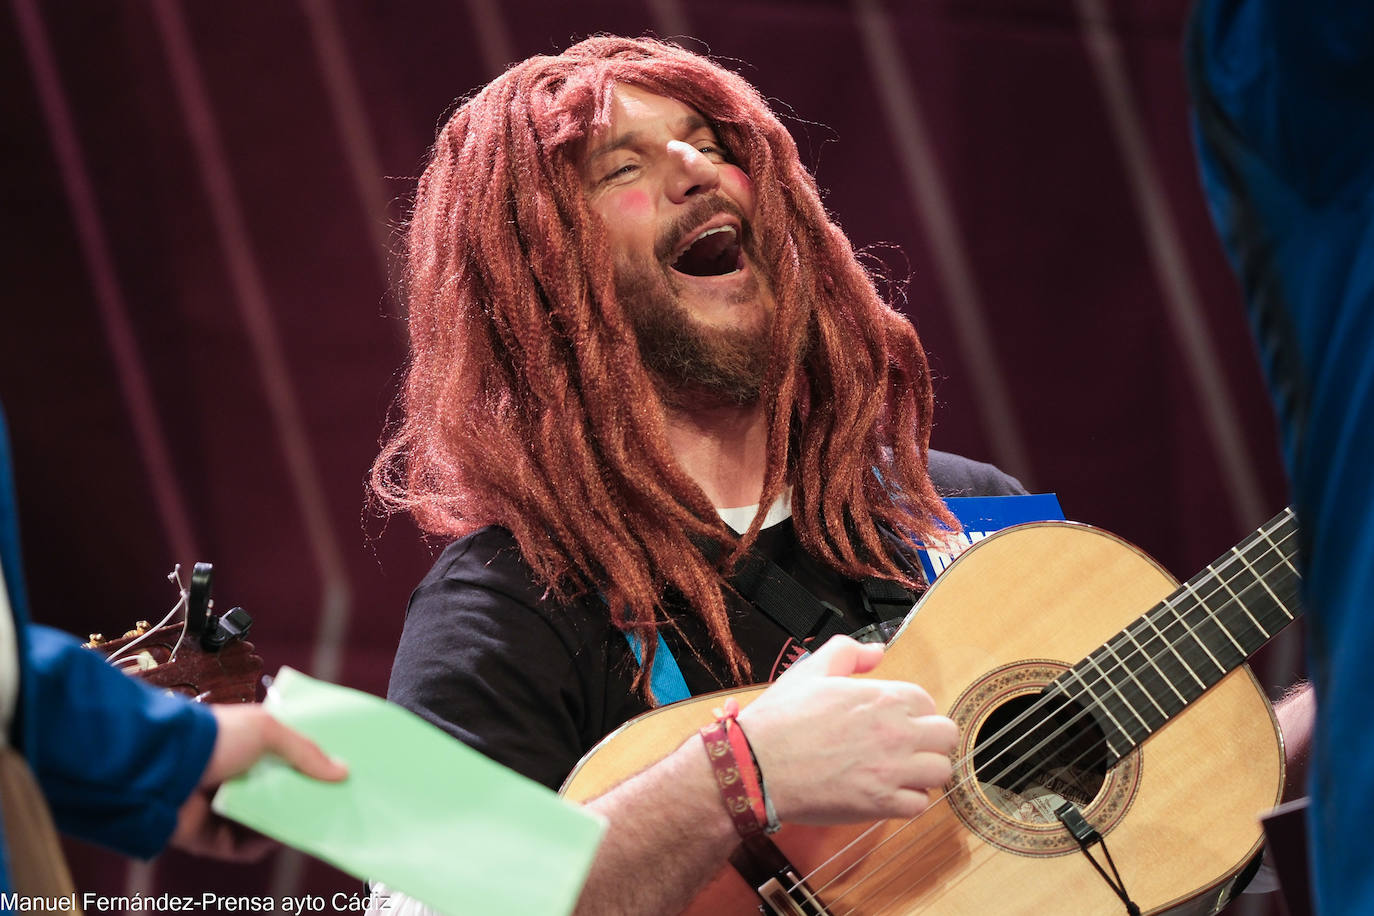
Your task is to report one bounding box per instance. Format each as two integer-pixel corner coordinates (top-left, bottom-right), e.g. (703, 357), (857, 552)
(2, 0), (1298, 913)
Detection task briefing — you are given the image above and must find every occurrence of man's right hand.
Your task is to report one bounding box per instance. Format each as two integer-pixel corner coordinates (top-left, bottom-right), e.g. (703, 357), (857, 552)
(736, 635), (957, 825)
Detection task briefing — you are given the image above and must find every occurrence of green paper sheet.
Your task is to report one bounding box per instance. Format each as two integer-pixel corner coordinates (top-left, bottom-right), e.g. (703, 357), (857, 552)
(213, 667), (606, 915)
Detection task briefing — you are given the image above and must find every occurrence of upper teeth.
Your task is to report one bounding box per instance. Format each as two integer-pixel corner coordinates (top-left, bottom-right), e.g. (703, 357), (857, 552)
(693, 225), (735, 244)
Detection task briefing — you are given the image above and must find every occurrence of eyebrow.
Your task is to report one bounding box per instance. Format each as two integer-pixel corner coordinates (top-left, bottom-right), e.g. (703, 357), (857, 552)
(585, 113), (714, 164)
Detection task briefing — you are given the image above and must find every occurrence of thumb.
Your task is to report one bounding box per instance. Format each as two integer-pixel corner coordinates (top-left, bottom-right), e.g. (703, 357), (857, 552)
(787, 635), (884, 679)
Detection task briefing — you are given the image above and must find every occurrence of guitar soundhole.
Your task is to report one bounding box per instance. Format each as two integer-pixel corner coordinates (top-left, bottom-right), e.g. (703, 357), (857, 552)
(972, 692), (1106, 825)
(947, 660), (1140, 856)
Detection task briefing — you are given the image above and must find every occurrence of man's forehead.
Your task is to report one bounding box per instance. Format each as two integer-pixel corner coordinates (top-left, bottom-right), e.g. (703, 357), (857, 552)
(583, 85), (713, 163)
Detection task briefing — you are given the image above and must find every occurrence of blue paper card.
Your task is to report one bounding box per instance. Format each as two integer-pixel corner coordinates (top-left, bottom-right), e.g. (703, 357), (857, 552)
(915, 494), (1066, 583)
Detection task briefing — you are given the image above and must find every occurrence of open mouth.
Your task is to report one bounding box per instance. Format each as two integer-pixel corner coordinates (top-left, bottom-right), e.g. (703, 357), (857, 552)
(670, 225), (744, 277)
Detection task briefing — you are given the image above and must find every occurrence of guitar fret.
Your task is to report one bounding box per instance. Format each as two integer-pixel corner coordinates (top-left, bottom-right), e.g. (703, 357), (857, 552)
(1180, 598), (1248, 673)
(1136, 614), (1198, 704)
(1251, 550), (1301, 629)
(1163, 595), (1228, 676)
(1119, 621), (1189, 708)
(1083, 652), (1154, 736)
(1063, 667), (1128, 757)
(1228, 546), (1285, 637)
(1202, 560), (1285, 665)
(1202, 563), (1249, 654)
(1151, 609), (1218, 699)
(1098, 641), (1169, 724)
(1142, 611), (1206, 690)
(1215, 555), (1266, 634)
(1260, 510), (1301, 578)
(1181, 576), (1247, 656)
(1260, 559), (1301, 630)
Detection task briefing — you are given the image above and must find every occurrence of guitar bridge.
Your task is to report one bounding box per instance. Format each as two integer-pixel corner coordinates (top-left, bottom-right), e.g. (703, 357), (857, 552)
(757, 871), (832, 915)
(730, 835), (832, 915)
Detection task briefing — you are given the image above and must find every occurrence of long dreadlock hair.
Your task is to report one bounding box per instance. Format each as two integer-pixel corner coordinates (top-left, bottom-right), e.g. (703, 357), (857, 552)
(371, 35), (956, 700)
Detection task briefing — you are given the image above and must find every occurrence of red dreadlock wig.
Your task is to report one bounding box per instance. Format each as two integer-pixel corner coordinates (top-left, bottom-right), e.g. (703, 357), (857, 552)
(372, 35), (956, 699)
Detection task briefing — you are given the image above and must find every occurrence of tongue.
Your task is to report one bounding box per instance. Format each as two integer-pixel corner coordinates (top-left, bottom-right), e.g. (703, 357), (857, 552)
(672, 231), (739, 277)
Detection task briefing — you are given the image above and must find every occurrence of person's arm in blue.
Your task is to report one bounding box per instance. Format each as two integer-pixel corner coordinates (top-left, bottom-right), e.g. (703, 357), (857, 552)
(20, 624), (217, 857)
(1188, 2), (1374, 913)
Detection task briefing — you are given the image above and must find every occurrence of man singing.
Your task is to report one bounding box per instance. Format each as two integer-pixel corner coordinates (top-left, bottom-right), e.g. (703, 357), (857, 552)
(369, 35), (1018, 914)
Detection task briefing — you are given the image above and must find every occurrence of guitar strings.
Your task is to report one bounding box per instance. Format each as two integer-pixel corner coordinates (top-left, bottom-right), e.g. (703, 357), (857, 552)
(819, 526), (1299, 914)
(812, 520), (1298, 910)
(104, 565), (193, 667)
(104, 592), (189, 666)
(838, 826), (997, 916)
(789, 514), (1298, 910)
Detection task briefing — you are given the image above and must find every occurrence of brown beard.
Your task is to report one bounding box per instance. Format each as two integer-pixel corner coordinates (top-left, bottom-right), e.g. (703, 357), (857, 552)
(614, 198), (774, 408)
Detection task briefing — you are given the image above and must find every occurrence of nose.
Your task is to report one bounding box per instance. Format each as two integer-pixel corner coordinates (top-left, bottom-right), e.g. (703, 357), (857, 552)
(664, 139), (721, 203)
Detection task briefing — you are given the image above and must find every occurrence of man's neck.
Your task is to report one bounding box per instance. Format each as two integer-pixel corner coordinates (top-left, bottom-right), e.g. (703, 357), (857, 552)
(663, 401), (769, 509)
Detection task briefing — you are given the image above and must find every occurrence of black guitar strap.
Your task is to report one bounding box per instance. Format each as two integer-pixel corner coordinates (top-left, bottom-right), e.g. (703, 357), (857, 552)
(728, 549), (917, 645)
(858, 575), (921, 622)
(729, 550), (849, 643)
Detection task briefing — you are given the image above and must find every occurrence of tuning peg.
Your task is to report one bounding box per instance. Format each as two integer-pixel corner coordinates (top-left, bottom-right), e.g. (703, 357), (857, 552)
(121, 620), (153, 639)
(84, 633), (105, 648)
(218, 607), (252, 640)
(201, 606), (253, 651)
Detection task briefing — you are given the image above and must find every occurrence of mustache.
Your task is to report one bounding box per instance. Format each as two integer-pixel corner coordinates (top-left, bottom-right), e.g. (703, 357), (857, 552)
(653, 196), (752, 264)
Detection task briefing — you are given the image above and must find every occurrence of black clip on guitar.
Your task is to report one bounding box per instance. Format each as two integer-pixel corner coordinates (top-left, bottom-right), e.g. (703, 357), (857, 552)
(185, 561), (254, 653)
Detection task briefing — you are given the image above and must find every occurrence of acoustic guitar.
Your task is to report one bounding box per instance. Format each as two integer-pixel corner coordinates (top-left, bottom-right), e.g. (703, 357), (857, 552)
(562, 510), (1300, 915)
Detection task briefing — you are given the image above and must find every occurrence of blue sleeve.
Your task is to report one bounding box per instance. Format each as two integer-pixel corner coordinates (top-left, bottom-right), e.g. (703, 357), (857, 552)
(1188, 0), (1374, 465)
(1188, 3), (1374, 913)
(24, 624), (218, 858)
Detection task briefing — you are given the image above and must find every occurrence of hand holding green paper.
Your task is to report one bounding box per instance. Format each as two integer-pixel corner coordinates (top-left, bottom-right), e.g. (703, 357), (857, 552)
(213, 667), (605, 916)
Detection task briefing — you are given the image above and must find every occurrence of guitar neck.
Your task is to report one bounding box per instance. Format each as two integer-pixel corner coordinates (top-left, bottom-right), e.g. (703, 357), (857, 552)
(1051, 507), (1301, 762)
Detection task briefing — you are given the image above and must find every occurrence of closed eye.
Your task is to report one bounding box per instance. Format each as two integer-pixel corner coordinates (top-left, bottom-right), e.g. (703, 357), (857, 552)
(600, 162), (640, 184)
(695, 140), (731, 161)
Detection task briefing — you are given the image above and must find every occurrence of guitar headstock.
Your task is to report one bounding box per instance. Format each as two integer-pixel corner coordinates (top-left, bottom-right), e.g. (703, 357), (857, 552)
(84, 562), (263, 704)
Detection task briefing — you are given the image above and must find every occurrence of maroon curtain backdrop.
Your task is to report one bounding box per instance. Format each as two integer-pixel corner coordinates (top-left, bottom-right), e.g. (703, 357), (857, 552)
(1, 0), (1296, 912)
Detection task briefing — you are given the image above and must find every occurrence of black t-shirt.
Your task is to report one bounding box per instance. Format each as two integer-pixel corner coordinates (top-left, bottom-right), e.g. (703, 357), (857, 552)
(387, 449), (1025, 790)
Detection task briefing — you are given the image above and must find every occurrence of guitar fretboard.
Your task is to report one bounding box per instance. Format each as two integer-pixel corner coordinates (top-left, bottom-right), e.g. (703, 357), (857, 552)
(1049, 508), (1301, 763)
